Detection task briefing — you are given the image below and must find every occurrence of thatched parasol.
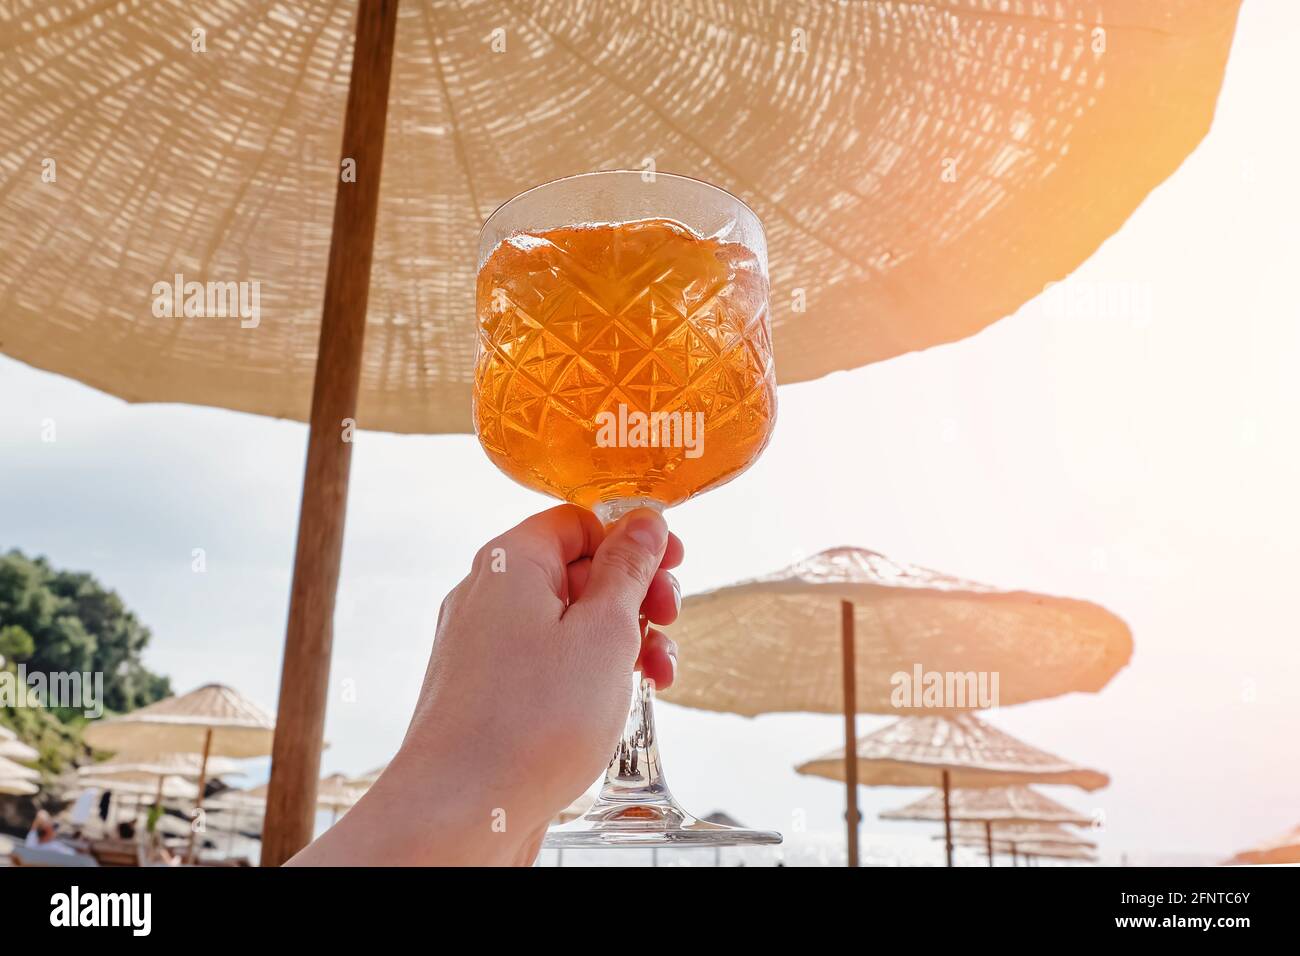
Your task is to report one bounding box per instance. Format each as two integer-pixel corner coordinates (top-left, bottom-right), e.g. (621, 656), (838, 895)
(84, 683), (274, 861)
(939, 830), (1099, 864)
(797, 714), (1107, 866)
(1, 753), (41, 796)
(666, 547), (1127, 864)
(0, 1), (1238, 863)
(0, 727), (39, 762)
(1224, 824), (1300, 866)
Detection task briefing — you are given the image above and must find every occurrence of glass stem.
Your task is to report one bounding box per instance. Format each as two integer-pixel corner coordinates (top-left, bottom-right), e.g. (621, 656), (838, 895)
(599, 668), (671, 803)
(591, 497), (672, 806)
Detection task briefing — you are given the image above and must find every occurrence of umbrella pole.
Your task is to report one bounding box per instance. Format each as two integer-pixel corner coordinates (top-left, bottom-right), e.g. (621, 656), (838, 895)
(186, 727), (213, 864)
(985, 820), (993, 867)
(942, 769), (953, 867)
(840, 600), (859, 868)
(260, 0), (400, 868)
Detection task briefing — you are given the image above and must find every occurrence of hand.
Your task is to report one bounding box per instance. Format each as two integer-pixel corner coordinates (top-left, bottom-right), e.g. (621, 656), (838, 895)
(289, 504), (681, 866)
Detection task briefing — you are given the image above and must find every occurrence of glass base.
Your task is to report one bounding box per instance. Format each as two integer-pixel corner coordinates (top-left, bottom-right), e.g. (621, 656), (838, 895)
(544, 673), (782, 849)
(545, 796), (782, 849)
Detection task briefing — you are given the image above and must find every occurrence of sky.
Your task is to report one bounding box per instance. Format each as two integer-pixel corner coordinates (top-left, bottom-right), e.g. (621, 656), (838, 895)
(2, 1), (1298, 865)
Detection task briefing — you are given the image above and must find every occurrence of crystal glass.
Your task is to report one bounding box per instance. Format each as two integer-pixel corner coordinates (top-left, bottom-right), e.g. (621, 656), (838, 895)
(474, 170), (780, 848)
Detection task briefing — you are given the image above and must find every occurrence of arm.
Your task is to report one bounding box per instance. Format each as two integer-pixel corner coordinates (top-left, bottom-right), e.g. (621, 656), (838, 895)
(289, 505), (681, 867)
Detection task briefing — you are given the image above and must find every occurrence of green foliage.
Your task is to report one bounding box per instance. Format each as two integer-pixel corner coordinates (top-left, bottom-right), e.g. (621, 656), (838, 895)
(0, 549), (173, 775)
(0, 549), (171, 713)
(0, 624), (35, 661)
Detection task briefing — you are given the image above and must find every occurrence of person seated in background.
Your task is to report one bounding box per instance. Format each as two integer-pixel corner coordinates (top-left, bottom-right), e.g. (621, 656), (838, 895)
(24, 809), (76, 855)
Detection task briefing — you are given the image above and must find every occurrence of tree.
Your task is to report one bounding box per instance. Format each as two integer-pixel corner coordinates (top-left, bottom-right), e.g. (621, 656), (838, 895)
(0, 549), (171, 715)
(0, 623), (35, 661)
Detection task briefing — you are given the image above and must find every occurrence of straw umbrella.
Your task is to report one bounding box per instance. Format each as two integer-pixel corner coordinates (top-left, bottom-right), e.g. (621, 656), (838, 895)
(344, 764), (388, 791)
(880, 784), (1095, 866)
(0, 1), (1238, 864)
(796, 713), (1108, 866)
(665, 547), (1128, 865)
(0, 727), (39, 762)
(314, 773), (366, 824)
(78, 751), (246, 825)
(941, 820), (1097, 865)
(939, 830), (1098, 865)
(1, 753), (40, 796)
(1224, 825), (1300, 866)
(83, 684), (274, 861)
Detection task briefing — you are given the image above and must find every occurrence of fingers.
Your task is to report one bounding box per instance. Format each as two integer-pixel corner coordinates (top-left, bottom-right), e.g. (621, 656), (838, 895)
(640, 568), (680, 626)
(660, 532), (685, 571)
(635, 628), (678, 690)
(571, 508), (668, 619)
(567, 530), (682, 607)
(509, 504), (605, 565)
(486, 505), (605, 599)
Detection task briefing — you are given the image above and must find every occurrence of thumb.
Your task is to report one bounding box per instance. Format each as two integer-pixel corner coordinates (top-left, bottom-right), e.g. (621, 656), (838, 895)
(575, 508), (668, 620)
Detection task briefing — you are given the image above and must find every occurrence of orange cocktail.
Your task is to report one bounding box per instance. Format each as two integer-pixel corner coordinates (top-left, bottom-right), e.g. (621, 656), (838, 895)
(474, 218), (775, 511)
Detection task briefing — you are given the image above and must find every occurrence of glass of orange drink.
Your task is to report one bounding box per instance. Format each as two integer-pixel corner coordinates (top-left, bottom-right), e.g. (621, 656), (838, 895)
(474, 171), (780, 848)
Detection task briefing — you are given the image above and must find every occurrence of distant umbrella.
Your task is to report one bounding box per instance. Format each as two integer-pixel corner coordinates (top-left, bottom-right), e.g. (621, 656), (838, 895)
(797, 714), (1107, 866)
(0, 734), (39, 762)
(84, 684), (275, 862)
(939, 831), (1098, 865)
(881, 785), (1094, 826)
(1, 751), (40, 797)
(1225, 824), (1300, 866)
(0, 754), (40, 783)
(666, 546), (1128, 865)
(79, 752), (246, 784)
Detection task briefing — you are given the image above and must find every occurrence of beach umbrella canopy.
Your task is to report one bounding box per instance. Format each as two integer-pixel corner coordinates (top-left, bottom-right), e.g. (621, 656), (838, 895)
(796, 714), (1108, 790)
(1225, 825), (1300, 866)
(72, 776), (199, 800)
(798, 713), (1106, 866)
(0, 780), (39, 796)
(937, 832), (1098, 863)
(880, 785), (1094, 827)
(0, 1), (1240, 433)
(79, 752), (247, 784)
(83, 684), (274, 759)
(313, 773), (366, 812)
(665, 546), (1127, 866)
(83, 683), (274, 861)
(245, 773), (361, 813)
(205, 789), (268, 813)
(0, 0), (1233, 863)
(0, 736), (40, 762)
(345, 764), (388, 791)
(946, 821), (1097, 850)
(0, 753), (40, 783)
(664, 548), (1132, 717)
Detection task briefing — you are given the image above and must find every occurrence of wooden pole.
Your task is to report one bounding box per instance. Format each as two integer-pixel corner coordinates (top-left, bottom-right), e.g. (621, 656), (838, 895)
(260, 0), (400, 867)
(186, 727), (213, 863)
(942, 769), (954, 867)
(985, 819), (993, 867)
(840, 600), (859, 868)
